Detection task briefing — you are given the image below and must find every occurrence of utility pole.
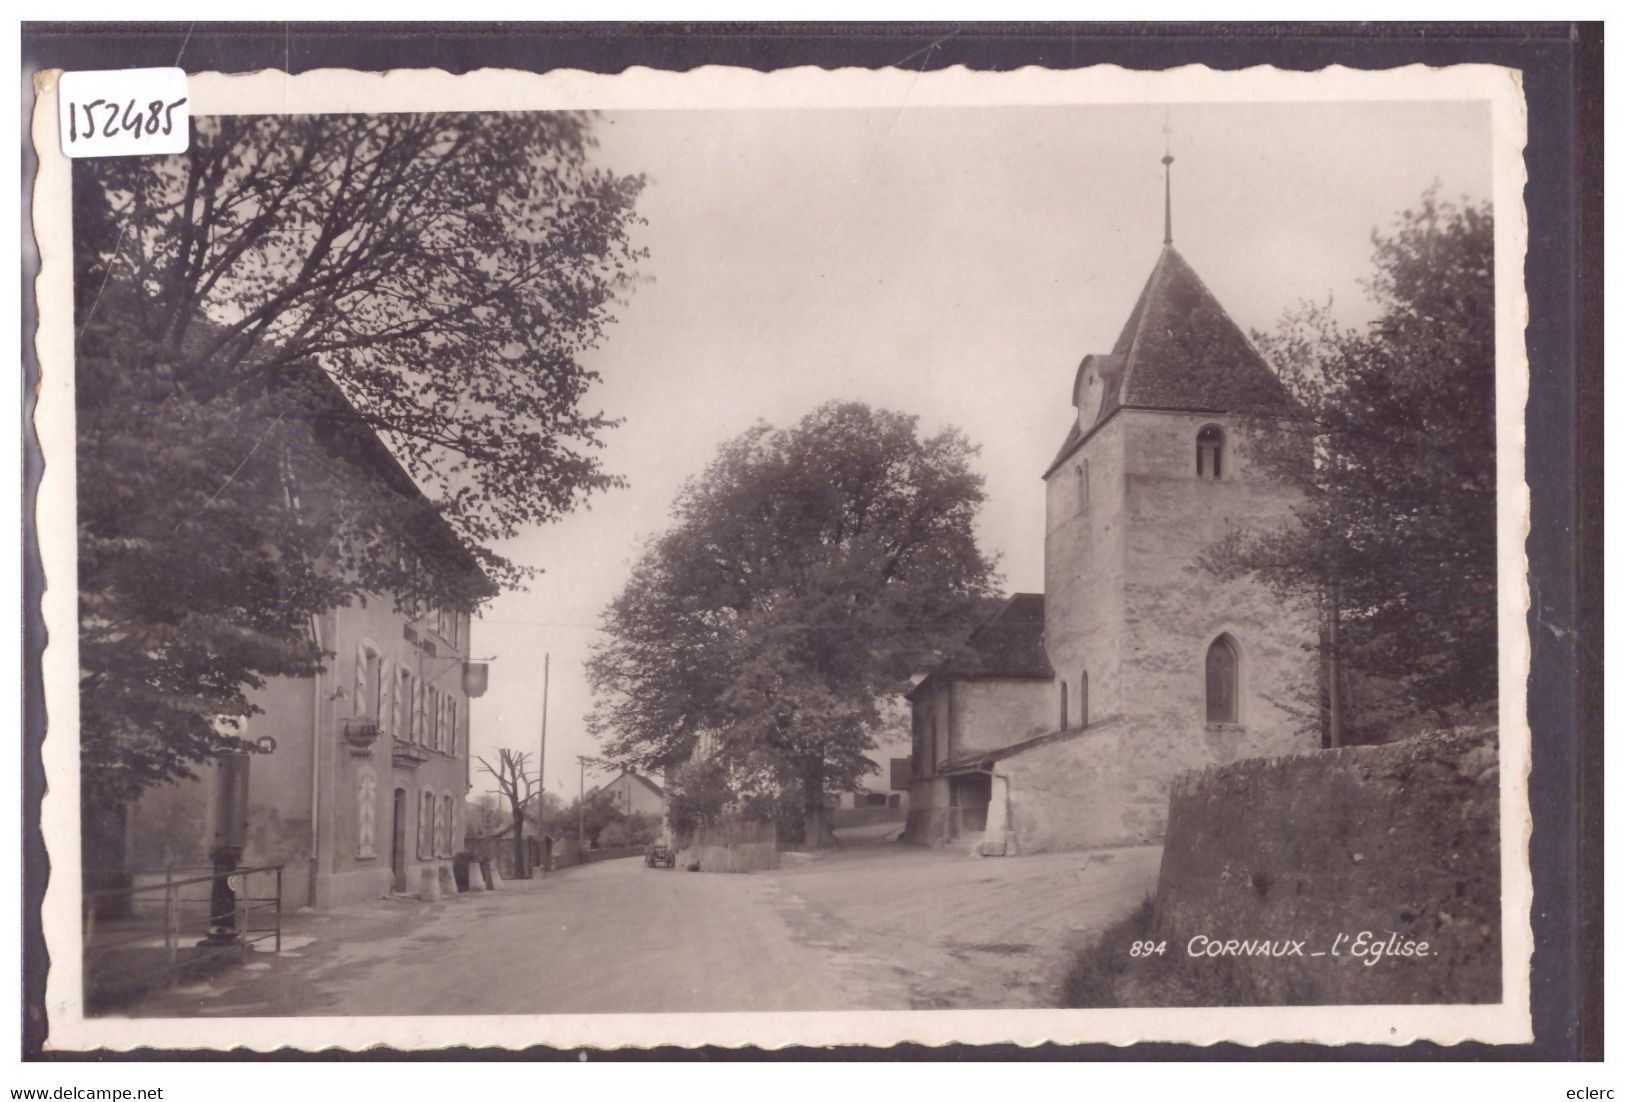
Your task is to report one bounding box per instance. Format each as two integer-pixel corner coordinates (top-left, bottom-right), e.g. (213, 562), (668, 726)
(536, 653), (548, 875)
(1327, 583), (1343, 749)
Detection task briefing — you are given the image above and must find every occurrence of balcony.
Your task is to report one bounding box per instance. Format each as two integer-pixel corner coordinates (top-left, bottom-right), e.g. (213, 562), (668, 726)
(391, 738), (430, 768)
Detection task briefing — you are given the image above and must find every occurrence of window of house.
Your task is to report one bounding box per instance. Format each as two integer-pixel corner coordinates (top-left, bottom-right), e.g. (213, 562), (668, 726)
(426, 686), (439, 750)
(396, 669), (412, 739)
(1060, 680), (1069, 729)
(1197, 425), (1225, 480)
(440, 795), (453, 856)
(448, 698), (458, 757)
(1206, 635), (1240, 724)
(355, 644), (385, 719)
(1080, 669), (1090, 728)
(419, 790), (435, 859)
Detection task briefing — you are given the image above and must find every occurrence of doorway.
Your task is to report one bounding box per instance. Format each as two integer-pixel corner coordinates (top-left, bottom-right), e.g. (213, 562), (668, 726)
(391, 787), (407, 893)
(948, 772), (992, 835)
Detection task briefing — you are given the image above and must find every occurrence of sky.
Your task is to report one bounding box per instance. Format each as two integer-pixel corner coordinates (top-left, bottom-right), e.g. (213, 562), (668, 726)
(466, 99), (1492, 805)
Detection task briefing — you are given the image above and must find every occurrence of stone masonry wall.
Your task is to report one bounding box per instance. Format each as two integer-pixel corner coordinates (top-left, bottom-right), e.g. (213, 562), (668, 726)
(951, 678), (1052, 760)
(1144, 728), (1501, 1005)
(1120, 411), (1318, 768)
(996, 719), (1166, 851)
(1045, 416), (1126, 729)
(997, 701), (1316, 856)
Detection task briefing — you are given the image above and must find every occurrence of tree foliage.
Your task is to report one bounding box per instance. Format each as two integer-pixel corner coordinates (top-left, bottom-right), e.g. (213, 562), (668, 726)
(544, 788), (654, 850)
(587, 401), (998, 843)
(74, 112), (645, 803)
(1209, 191), (1496, 727)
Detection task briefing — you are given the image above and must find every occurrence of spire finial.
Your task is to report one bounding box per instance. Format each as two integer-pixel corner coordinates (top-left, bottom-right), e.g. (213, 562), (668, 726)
(1161, 112), (1174, 246)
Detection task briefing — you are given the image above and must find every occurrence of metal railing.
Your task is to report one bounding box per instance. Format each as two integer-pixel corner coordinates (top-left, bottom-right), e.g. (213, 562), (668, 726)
(82, 865), (284, 1005)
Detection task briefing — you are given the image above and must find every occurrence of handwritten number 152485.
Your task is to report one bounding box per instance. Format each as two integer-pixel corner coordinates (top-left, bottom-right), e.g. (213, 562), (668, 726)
(66, 97), (188, 145)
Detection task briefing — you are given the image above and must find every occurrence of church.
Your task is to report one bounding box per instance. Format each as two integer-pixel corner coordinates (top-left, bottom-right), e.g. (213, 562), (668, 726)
(903, 166), (1320, 855)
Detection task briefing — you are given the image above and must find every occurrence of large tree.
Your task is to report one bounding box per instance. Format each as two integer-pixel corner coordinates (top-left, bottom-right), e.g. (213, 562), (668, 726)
(476, 749), (540, 878)
(1208, 191), (1496, 732)
(587, 402), (999, 845)
(75, 112), (645, 805)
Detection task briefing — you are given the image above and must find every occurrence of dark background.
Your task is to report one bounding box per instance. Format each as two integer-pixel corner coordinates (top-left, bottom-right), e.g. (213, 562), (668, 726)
(20, 21), (1603, 1062)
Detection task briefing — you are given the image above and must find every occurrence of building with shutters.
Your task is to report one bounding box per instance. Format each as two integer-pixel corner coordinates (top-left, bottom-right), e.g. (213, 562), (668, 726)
(115, 376), (494, 910)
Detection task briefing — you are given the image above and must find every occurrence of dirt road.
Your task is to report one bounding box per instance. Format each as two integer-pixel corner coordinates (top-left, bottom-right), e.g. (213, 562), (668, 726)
(117, 842), (1160, 1017)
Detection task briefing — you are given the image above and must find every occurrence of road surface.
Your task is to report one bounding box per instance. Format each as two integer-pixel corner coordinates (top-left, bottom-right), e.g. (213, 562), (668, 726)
(119, 841), (1161, 1017)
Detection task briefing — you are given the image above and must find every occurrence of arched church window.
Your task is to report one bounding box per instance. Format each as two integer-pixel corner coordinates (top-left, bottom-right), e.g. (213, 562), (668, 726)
(1060, 681), (1069, 729)
(1079, 670), (1089, 728)
(1197, 425), (1224, 480)
(1206, 635), (1240, 724)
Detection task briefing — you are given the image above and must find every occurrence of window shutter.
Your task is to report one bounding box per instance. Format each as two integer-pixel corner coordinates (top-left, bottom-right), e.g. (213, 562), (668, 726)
(389, 665), (401, 738)
(379, 658), (394, 734)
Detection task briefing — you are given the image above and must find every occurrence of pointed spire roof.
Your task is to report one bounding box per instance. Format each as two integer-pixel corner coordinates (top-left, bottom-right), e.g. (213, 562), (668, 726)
(1045, 245), (1293, 476)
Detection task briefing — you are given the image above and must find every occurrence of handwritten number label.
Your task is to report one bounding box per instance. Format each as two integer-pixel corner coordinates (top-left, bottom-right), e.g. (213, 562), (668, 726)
(58, 68), (189, 158)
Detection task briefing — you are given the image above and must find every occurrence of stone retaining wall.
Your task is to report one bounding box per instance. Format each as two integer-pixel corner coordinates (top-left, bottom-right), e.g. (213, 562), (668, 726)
(1139, 727), (1501, 1005)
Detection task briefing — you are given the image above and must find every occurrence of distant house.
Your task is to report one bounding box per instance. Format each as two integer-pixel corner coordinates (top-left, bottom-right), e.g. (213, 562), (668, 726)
(594, 768), (666, 819)
(111, 369), (496, 909)
(835, 696), (912, 811)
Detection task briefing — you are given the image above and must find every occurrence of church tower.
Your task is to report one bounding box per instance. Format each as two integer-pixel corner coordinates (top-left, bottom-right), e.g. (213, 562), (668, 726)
(1035, 151), (1318, 844)
(902, 149), (1320, 856)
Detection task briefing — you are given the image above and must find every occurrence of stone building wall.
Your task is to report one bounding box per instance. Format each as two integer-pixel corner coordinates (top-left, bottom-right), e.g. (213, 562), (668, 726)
(322, 595), (471, 906)
(1044, 415), (1127, 732)
(1119, 410), (1318, 769)
(997, 707), (1320, 855)
(949, 678), (1052, 760)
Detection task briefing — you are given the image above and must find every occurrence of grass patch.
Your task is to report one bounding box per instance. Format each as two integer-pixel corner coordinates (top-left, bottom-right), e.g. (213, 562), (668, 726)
(1060, 896), (1268, 1008)
(1059, 895), (1157, 1008)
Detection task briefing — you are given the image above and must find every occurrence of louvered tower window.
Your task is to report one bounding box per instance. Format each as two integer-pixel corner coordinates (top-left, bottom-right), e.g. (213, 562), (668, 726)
(1197, 425), (1224, 479)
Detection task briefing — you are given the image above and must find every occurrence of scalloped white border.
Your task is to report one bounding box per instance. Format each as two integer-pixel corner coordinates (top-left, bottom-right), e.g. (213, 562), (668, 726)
(31, 60), (1532, 1053)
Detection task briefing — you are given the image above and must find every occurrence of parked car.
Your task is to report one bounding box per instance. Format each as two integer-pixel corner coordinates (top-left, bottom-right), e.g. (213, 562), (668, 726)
(644, 842), (677, 869)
